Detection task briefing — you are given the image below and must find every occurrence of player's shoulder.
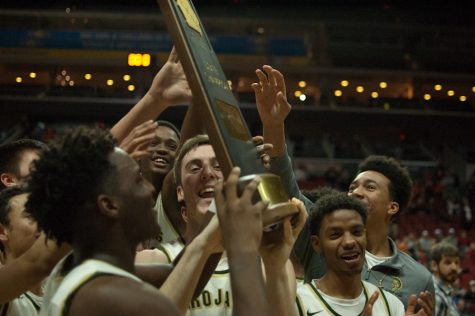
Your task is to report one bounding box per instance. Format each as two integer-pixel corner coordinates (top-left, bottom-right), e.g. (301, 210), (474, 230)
(68, 275), (180, 316)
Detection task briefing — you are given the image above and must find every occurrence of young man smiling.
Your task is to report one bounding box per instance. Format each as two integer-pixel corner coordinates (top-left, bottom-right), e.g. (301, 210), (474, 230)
(137, 134), (305, 316)
(296, 192), (406, 316)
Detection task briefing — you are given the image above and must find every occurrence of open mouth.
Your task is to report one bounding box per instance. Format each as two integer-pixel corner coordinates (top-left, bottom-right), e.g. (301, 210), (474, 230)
(198, 187), (215, 198)
(152, 156), (169, 167)
(341, 253), (361, 264)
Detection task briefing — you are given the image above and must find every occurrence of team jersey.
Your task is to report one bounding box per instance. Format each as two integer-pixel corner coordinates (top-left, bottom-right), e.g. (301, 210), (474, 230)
(296, 280), (405, 316)
(155, 193), (181, 243)
(161, 240), (233, 316)
(40, 259), (148, 316)
(0, 291), (42, 316)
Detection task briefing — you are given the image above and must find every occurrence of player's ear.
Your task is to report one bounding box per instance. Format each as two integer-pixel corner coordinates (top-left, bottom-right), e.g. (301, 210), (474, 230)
(97, 194), (120, 219)
(310, 235), (322, 254)
(181, 206), (188, 223)
(177, 185), (185, 203)
(0, 173), (17, 188)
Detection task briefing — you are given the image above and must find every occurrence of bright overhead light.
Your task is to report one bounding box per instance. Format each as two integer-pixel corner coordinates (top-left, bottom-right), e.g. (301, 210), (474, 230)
(459, 96), (467, 102)
(298, 81), (307, 88)
(107, 79), (114, 86)
(379, 82), (387, 89)
(340, 80), (349, 87)
(371, 92), (379, 98)
(299, 94), (307, 101)
(356, 86), (364, 93)
(334, 90), (342, 97)
(15, 77), (22, 83)
(29, 72), (37, 79)
(128, 85), (135, 92)
(294, 90), (302, 97)
(447, 90), (455, 96)
(123, 75), (131, 81)
(423, 94), (431, 100)
(434, 84), (442, 91)
(84, 74), (92, 80)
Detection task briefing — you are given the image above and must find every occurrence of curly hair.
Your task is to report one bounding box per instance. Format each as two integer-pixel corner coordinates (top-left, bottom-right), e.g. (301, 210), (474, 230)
(0, 185), (29, 253)
(26, 127), (116, 245)
(357, 155), (412, 212)
(302, 187), (339, 204)
(308, 192), (367, 236)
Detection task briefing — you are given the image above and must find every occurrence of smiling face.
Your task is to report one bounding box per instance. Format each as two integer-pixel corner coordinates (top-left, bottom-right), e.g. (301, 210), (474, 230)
(176, 144), (223, 229)
(1, 193), (39, 261)
(140, 126), (179, 184)
(311, 209), (366, 277)
(348, 170), (398, 230)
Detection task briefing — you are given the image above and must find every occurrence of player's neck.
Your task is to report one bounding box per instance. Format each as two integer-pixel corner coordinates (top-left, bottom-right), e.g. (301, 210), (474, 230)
(366, 228), (392, 257)
(74, 238), (136, 274)
(29, 283), (43, 297)
(316, 273), (362, 299)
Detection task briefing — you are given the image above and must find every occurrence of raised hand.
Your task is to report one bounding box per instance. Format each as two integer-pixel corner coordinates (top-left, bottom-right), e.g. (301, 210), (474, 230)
(361, 291), (379, 316)
(119, 120), (157, 161)
(405, 293), (431, 316)
(147, 47), (192, 108)
(252, 65), (291, 157)
(252, 65), (291, 127)
(260, 198), (307, 269)
(252, 135), (274, 170)
(111, 48), (192, 143)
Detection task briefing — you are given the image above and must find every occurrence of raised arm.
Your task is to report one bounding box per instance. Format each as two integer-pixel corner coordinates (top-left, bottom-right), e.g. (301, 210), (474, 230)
(215, 167), (269, 316)
(0, 233), (70, 303)
(110, 48), (192, 142)
(260, 198), (307, 316)
(252, 65), (290, 158)
(253, 65), (325, 282)
(253, 65), (310, 207)
(159, 214), (222, 313)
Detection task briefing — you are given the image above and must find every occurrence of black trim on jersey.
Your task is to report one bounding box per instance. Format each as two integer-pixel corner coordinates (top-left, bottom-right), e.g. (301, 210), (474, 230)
(157, 244), (173, 263)
(0, 302), (9, 316)
(24, 292), (41, 312)
(295, 296), (304, 316)
(309, 281), (368, 316)
(212, 269), (230, 275)
(377, 287), (392, 316)
(62, 272), (116, 316)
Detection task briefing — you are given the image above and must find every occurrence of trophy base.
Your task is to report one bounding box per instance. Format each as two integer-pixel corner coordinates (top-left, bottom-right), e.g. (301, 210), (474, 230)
(239, 173), (299, 231)
(262, 202), (299, 232)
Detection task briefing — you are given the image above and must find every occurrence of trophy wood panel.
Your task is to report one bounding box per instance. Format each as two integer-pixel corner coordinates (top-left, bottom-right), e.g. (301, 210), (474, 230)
(158, 0), (265, 178)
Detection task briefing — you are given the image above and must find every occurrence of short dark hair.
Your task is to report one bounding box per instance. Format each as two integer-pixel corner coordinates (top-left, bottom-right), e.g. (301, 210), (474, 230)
(308, 192), (367, 236)
(26, 127), (116, 245)
(173, 134), (210, 186)
(357, 155), (412, 212)
(302, 187), (339, 204)
(0, 139), (46, 189)
(0, 185), (29, 252)
(156, 120), (181, 139)
(430, 242), (460, 263)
